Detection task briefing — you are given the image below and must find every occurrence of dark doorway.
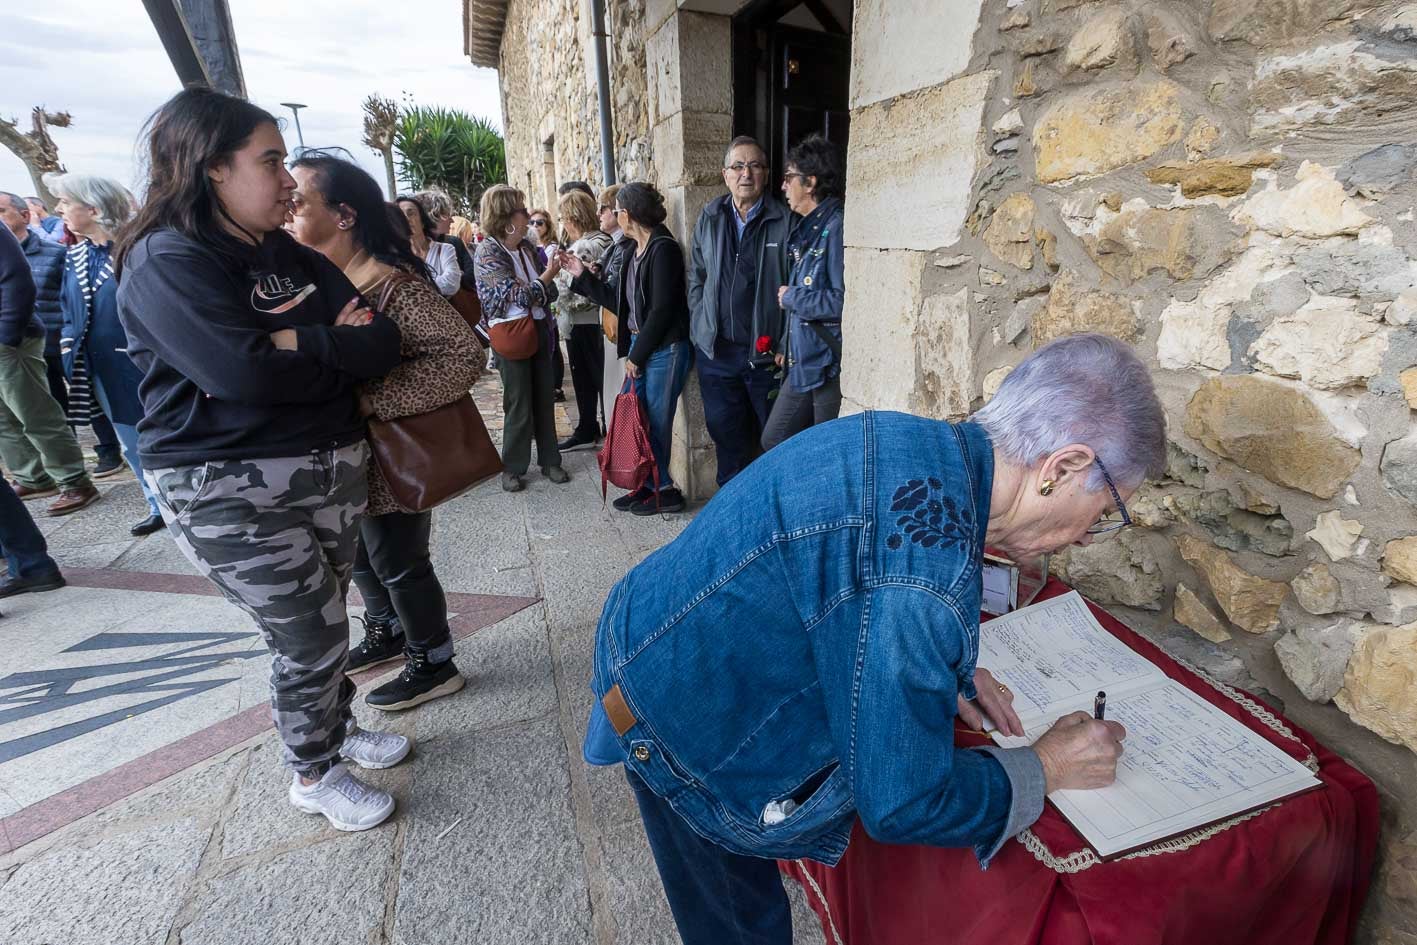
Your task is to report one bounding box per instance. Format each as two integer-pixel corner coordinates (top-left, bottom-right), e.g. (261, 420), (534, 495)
(732, 0), (852, 186)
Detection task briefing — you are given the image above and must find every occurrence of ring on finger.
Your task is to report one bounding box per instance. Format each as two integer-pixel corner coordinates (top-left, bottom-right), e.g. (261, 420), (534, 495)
(997, 683), (1010, 694)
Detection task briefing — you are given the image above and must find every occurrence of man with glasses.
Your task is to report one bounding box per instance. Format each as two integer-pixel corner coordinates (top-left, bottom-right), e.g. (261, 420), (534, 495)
(687, 136), (793, 486)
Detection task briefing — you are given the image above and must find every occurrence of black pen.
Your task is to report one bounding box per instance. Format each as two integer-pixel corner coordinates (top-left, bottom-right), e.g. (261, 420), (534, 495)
(1094, 691), (1107, 721)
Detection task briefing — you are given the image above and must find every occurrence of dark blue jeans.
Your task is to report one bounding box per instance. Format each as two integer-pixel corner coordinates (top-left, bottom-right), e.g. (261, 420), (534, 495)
(623, 339), (693, 490)
(0, 476), (60, 579)
(696, 340), (779, 485)
(626, 767), (792, 945)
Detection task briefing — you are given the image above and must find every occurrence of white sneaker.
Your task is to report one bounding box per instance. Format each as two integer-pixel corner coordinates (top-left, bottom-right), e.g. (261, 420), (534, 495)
(289, 763), (395, 831)
(340, 724), (413, 769)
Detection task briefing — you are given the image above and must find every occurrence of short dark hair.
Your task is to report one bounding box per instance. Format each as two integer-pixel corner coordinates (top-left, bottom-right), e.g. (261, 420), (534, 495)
(25, 196), (46, 210)
(1, 192), (27, 215)
(396, 195), (438, 240)
(558, 181), (595, 199)
(615, 182), (667, 228)
(786, 134), (845, 202)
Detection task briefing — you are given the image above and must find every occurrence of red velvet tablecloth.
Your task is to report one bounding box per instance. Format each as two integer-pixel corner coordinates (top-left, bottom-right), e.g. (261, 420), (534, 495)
(781, 581), (1379, 945)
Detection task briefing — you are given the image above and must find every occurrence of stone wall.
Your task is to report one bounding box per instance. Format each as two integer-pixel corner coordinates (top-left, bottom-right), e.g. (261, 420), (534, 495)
(497, 0), (652, 210)
(839, 0), (1417, 936)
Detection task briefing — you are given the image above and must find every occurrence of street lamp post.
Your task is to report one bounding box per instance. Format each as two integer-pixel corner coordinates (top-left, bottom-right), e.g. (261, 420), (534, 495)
(280, 102), (307, 154)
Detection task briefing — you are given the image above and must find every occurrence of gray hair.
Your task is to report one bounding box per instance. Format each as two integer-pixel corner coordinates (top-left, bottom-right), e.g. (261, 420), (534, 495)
(43, 173), (134, 232)
(972, 333), (1167, 490)
(723, 135), (766, 167)
(0, 192), (27, 215)
(413, 189), (453, 220)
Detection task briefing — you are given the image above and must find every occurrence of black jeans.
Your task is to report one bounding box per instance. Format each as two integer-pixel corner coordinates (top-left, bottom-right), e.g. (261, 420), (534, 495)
(566, 323), (604, 440)
(626, 767), (793, 945)
(760, 375), (842, 453)
(44, 352), (120, 463)
(697, 341), (778, 486)
(551, 320), (566, 392)
(351, 510), (454, 662)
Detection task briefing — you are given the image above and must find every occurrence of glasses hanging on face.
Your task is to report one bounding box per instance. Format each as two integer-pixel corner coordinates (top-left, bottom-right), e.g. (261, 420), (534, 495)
(1085, 457), (1133, 536)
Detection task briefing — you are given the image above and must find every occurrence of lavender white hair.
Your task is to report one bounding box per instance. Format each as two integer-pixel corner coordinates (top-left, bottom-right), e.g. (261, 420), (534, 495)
(44, 173), (134, 233)
(971, 333), (1167, 491)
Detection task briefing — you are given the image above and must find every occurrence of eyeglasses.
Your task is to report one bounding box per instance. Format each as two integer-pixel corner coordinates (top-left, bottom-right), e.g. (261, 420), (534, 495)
(726, 161), (767, 175)
(529, 219), (548, 228)
(783, 171), (804, 182)
(1085, 458), (1133, 536)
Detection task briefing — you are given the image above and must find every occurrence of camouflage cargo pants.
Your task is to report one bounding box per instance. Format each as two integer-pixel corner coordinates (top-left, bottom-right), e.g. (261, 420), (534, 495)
(146, 443), (369, 777)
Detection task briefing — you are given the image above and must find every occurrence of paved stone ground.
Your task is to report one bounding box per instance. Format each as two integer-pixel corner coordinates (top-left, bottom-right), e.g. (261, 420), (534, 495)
(0, 370), (825, 945)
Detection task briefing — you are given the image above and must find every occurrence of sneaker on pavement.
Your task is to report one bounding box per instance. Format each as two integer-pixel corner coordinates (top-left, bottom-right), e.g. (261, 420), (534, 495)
(543, 465), (571, 484)
(612, 486), (652, 511)
(631, 487), (686, 516)
(289, 763), (395, 831)
(46, 483), (99, 517)
(0, 571), (66, 598)
(501, 472), (525, 492)
(366, 651), (466, 711)
(557, 434), (597, 452)
(347, 614), (405, 672)
(339, 724), (413, 769)
(9, 480), (57, 500)
(91, 456), (126, 480)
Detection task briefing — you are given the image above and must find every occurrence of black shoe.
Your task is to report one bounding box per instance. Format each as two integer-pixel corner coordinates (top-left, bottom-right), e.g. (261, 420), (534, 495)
(553, 388), (567, 402)
(347, 615), (406, 672)
(365, 650), (465, 711)
(92, 456), (126, 480)
(0, 571), (66, 598)
(130, 512), (166, 536)
(631, 488), (686, 516)
(558, 434), (597, 452)
(612, 486), (652, 511)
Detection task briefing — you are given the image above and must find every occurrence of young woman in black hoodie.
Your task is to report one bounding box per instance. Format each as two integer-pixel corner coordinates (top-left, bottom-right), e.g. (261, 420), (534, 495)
(115, 88), (408, 832)
(560, 183), (693, 514)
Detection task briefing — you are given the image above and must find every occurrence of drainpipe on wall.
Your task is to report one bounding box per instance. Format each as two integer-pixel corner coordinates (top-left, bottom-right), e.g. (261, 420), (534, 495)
(591, 0), (617, 185)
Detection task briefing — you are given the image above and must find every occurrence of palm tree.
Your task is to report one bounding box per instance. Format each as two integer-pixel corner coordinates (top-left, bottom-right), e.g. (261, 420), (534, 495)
(394, 106), (506, 215)
(361, 95), (400, 199)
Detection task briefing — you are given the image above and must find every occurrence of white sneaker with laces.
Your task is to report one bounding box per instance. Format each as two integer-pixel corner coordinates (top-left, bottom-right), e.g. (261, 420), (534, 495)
(289, 763), (395, 831)
(340, 724), (412, 769)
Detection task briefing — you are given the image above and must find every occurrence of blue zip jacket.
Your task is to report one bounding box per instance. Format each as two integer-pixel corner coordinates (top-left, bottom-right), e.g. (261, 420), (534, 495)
(0, 227), (41, 348)
(781, 197), (845, 393)
(20, 232), (65, 356)
(585, 412), (1044, 866)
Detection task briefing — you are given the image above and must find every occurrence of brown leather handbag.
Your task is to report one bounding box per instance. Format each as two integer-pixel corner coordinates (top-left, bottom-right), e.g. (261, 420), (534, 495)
(449, 286), (483, 334)
(365, 273), (503, 512)
(601, 306), (618, 344)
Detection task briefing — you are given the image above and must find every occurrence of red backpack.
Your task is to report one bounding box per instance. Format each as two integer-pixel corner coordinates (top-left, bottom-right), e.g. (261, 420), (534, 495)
(598, 377), (659, 502)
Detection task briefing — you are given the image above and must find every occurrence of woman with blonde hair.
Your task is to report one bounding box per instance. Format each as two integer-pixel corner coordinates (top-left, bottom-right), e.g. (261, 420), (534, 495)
(554, 188), (612, 450)
(473, 185), (568, 492)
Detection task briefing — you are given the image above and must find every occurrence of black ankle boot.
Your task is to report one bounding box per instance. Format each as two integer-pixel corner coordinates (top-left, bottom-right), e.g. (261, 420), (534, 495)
(347, 614), (405, 672)
(365, 646), (465, 711)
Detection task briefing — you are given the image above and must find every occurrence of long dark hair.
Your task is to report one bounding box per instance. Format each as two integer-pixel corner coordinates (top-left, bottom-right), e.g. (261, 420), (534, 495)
(291, 152), (430, 282)
(396, 195), (439, 241)
(116, 87), (279, 274)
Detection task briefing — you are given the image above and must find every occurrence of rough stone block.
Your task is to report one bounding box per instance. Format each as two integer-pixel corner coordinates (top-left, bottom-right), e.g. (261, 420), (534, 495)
(1336, 621), (1417, 752)
(1275, 621), (1361, 703)
(1208, 0), (1356, 47)
(1251, 40), (1417, 136)
(1144, 8), (1196, 71)
(1089, 204), (1237, 283)
(1032, 269), (1138, 344)
(1383, 537), (1417, 586)
(1053, 531), (1166, 611)
(1293, 561), (1343, 614)
(1232, 162), (1373, 239)
(1063, 9), (1136, 72)
(1306, 510), (1364, 562)
(1158, 297), (1232, 372)
(844, 71), (993, 252)
(1184, 375), (1362, 499)
(849, 0), (985, 108)
(651, 109), (733, 187)
(1381, 430), (1417, 504)
(1338, 143), (1417, 198)
(645, 9), (732, 120)
(1146, 152), (1280, 198)
(915, 287), (977, 418)
(1251, 296), (1390, 391)
(1174, 583), (1233, 643)
(1176, 533), (1289, 633)
(840, 248), (928, 412)
(981, 193), (1036, 270)
(1032, 80), (1188, 183)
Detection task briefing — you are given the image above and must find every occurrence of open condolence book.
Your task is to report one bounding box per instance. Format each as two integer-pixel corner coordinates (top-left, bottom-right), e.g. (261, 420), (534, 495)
(982, 592), (1322, 858)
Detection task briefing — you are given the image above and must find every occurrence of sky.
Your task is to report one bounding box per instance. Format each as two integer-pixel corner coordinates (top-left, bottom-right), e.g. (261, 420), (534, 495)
(1, 0), (503, 202)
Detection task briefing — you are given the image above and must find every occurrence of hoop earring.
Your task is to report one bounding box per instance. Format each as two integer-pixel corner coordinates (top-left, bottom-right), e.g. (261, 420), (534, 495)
(1039, 480), (1056, 497)
(505, 225), (516, 236)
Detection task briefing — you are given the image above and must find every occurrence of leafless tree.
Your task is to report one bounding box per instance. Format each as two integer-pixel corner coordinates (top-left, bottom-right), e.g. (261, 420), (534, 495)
(362, 95), (400, 200)
(0, 107), (72, 207)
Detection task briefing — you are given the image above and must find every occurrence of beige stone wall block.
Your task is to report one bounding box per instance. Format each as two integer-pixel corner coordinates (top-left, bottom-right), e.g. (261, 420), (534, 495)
(1176, 534), (1289, 633)
(1090, 205), (1236, 282)
(1208, 0), (1356, 47)
(1307, 510), (1364, 562)
(1293, 561), (1343, 614)
(981, 193), (1036, 270)
(1335, 621), (1417, 752)
(844, 72), (994, 252)
(1146, 152), (1280, 198)
(1174, 583), (1233, 643)
(662, 183), (724, 247)
(1157, 298), (1231, 372)
(1063, 9), (1135, 72)
(914, 288), (977, 419)
(1275, 620), (1362, 703)
(1032, 270), (1138, 344)
(1145, 9), (1196, 72)
(1032, 80), (1188, 183)
(1233, 162), (1374, 239)
(1251, 41), (1417, 136)
(1383, 537), (1417, 586)
(849, 0), (985, 108)
(1251, 296), (1389, 391)
(650, 110), (732, 188)
(1185, 375), (1362, 499)
(1400, 367), (1417, 408)
(840, 248), (928, 412)
(1053, 531), (1167, 610)
(645, 9), (732, 122)
(982, 365), (1013, 401)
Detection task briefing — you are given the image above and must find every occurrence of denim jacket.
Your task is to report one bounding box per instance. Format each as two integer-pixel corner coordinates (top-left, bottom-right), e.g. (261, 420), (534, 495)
(585, 412), (1045, 866)
(782, 197), (844, 393)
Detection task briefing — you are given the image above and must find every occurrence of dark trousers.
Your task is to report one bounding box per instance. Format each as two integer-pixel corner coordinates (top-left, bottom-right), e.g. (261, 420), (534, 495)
(0, 476), (60, 579)
(551, 321), (566, 392)
(352, 510), (453, 663)
(696, 341), (778, 486)
(627, 768), (793, 945)
(761, 375), (842, 453)
(566, 323), (604, 440)
(498, 334), (562, 475)
(44, 352), (121, 462)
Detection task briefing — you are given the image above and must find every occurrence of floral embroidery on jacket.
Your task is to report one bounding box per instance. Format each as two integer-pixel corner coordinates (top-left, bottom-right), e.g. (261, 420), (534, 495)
(885, 476), (972, 551)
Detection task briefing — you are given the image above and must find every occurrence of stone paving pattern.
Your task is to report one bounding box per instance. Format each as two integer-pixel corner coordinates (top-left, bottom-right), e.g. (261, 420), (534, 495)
(0, 371), (823, 944)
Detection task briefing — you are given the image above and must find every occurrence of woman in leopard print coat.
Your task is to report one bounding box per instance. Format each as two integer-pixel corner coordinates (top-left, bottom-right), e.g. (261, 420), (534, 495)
(288, 153), (484, 711)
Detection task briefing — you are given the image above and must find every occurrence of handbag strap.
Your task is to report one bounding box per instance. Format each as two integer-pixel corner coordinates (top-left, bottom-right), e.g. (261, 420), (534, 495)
(374, 271), (417, 312)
